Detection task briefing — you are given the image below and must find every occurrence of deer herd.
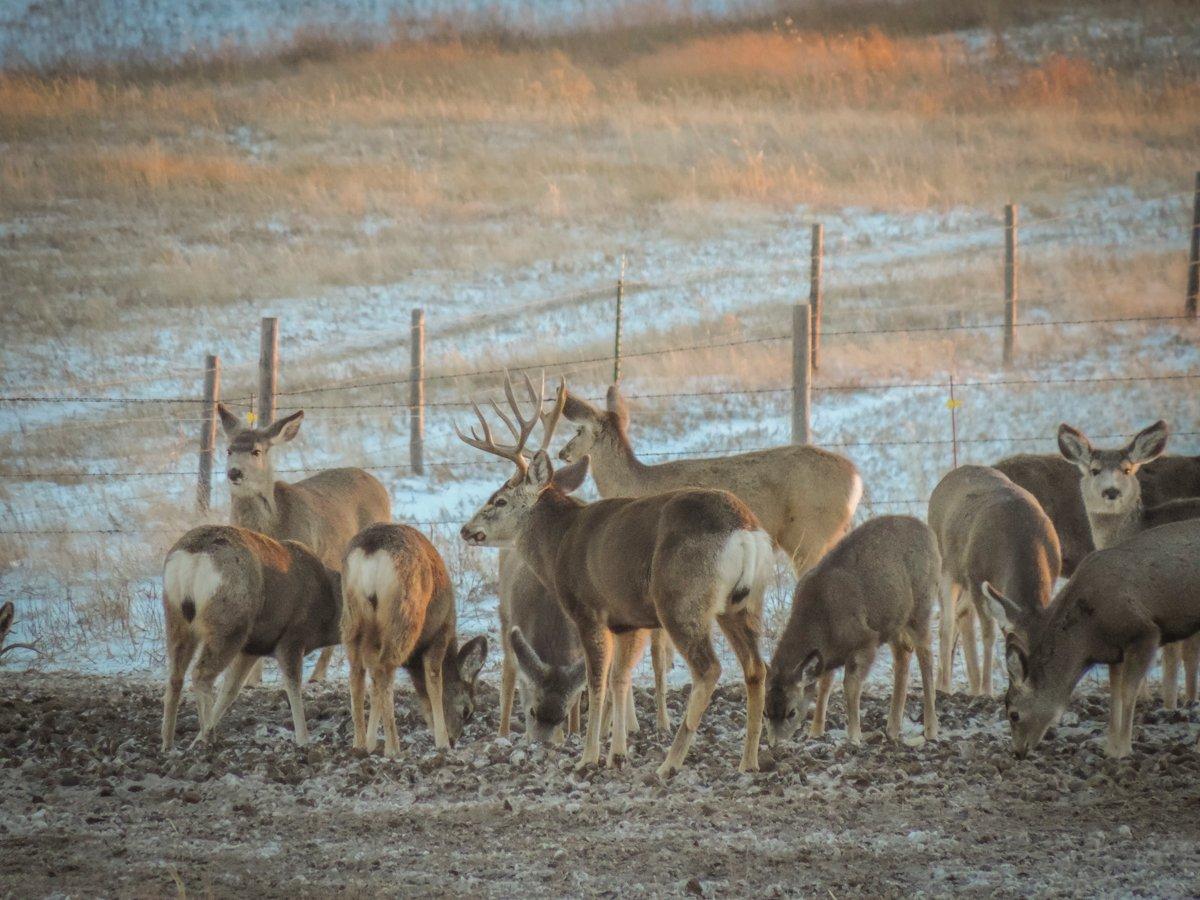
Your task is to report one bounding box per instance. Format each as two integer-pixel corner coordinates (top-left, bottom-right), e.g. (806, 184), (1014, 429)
(153, 372), (1200, 776)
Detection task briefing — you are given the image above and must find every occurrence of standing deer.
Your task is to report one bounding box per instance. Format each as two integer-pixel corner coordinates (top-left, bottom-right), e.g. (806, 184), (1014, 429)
(765, 516), (940, 748)
(341, 523), (488, 755)
(1058, 420), (1200, 707)
(984, 519), (1200, 758)
(218, 404), (390, 682)
(994, 449), (1200, 578)
(499, 457), (673, 743)
(928, 466), (1061, 696)
(459, 374), (774, 776)
(161, 525), (341, 751)
(558, 384), (861, 736)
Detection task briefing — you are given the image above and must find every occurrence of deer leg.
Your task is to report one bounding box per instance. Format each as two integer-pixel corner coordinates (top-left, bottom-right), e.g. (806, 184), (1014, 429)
(959, 602), (982, 696)
(657, 631), (721, 779)
(1116, 637), (1157, 758)
(915, 635), (938, 741)
(209, 652), (259, 728)
(975, 595), (996, 698)
(568, 695), (581, 736)
(1183, 635), (1200, 705)
(277, 645), (309, 746)
(809, 671), (834, 738)
(245, 658), (265, 687)
(651, 628), (673, 732)
(188, 641), (240, 748)
(307, 646), (334, 683)
(348, 645), (369, 750)
(844, 647), (876, 746)
(499, 649), (518, 737)
(161, 629), (198, 752)
(608, 630), (648, 768)
(937, 575), (959, 693)
(1162, 642), (1182, 711)
(625, 682), (641, 735)
(717, 610), (766, 773)
(888, 642), (913, 741)
(1107, 663), (1124, 757)
(365, 669), (385, 754)
(577, 623), (613, 771)
(422, 637), (452, 750)
(374, 666), (402, 758)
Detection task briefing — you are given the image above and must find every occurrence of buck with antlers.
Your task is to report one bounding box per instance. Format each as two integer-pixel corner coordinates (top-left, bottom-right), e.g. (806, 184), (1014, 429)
(557, 384), (861, 736)
(218, 404), (391, 682)
(459, 374), (774, 776)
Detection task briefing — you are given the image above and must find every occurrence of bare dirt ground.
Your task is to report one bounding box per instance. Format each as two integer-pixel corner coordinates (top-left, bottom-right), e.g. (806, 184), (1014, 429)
(1, 671), (1198, 898)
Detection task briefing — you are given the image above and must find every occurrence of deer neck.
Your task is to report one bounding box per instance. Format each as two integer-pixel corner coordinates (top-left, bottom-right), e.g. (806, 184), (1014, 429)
(1086, 500), (1143, 550)
(517, 490), (582, 589)
(589, 429), (652, 498)
(231, 480), (282, 532)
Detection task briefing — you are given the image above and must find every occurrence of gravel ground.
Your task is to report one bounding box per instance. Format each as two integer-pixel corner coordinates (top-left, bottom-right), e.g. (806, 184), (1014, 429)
(1, 671), (1198, 898)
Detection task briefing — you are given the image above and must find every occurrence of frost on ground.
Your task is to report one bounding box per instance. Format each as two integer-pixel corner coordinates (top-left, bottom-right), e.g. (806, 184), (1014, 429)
(1, 672), (1198, 896)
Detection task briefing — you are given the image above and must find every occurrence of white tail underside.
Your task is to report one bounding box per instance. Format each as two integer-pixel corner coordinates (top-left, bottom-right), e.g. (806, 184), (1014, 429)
(163, 551), (222, 617)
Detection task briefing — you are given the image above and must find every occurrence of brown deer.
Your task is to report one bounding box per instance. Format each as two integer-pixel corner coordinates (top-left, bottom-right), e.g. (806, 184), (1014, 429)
(984, 519), (1200, 758)
(765, 516), (939, 748)
(928, 466), (1061, 697)
(161, 525), (341, 751)
(558, 384), (861, 736)
(341, 523), (487, 755)
(459, 374), (774, 776)
(218, 404), (391, 683)
(499, 458), (673, 743)
(994, 448), (1200, 577)
(1057, 420), (1200, 708)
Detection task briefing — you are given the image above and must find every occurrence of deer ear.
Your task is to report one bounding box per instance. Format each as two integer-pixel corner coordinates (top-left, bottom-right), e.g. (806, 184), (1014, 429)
(457, 635), (488, 684)
(265, 409), (304, 445)
(788, 650), (822, 685)
(528, 450), (554, 487)
(981, 581), (1023, 634)
(1057, 423), (1092, 468)
(1005, 637), (1028, 684)
(551, 456), (590, 493)
(1126, 420), (1168, 466)
(217, 403), (242, 437)
(606, 384), (629, 430)
(565, 658), (587, 692)
(562, 390), (601, 424)
(509, 627), (546, 679)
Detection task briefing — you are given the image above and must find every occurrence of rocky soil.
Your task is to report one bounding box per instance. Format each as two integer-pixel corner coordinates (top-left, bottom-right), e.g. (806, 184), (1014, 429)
(1, 671), (1198, 897)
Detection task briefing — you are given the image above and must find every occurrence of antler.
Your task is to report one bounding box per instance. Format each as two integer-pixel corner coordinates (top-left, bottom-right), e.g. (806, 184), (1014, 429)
(539, 376), (567, 453)
(454, 370), (546, 473)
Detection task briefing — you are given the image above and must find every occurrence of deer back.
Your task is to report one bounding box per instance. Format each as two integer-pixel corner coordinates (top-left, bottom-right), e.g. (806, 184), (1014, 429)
(994, 454), (1093, 576)
(499, 550), (581, 668)
(929, 465), (1061, 613)
(1139, 455), (1200, 508)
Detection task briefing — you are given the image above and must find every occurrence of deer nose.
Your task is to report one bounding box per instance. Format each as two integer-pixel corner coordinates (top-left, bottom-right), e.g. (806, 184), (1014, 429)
(228, 468), (243, 483)
(1102, 487), (1120, 501)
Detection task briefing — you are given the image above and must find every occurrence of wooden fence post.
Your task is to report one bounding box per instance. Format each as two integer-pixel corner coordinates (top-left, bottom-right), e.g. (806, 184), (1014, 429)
(810, 223), (824, 371)
(1003, 204), (1018, 366)
(947, 373), (960, 471)
(613, 255), (625, 384)
(792, 303), (812, 444)
(1187, 171), (1199, 318)
(197, 354), (220, 512)
(410, 308), (425, 475)
(258, 316), (279, 426)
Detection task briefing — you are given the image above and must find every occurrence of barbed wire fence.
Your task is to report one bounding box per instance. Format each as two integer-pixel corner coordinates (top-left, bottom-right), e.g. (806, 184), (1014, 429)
(2, 184), (1199, 646)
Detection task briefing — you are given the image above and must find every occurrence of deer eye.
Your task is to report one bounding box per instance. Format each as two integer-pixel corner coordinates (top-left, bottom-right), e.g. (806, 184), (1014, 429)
(1090, 467), (1101, 476)
(494, 498), (507, 507)
(251, 449), (262, 457)
(1009, 711), (1020, 724)
(786, 710), (796, 720)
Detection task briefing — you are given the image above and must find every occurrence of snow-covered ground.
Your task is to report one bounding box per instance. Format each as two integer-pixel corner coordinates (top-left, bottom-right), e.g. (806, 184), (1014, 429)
(2, 184), (1197, 678)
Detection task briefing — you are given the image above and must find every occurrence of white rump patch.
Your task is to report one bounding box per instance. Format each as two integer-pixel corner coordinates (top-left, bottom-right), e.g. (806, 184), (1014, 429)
(163, 551), (222, 616)
(345, 548), (398, 609)
(716, 529), (774, 615)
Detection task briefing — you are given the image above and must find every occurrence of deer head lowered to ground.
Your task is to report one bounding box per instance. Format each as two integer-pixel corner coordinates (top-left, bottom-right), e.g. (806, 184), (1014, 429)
(457, 373), (774, 776)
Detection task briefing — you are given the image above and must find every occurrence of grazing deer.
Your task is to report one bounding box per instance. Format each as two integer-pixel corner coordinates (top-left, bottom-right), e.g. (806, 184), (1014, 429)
(1058, 420), (1200, 707)
(459, 374), (774, 776)
(161, 525), (341, 751)
(499, 458), (673, 744)
(218, 404), (391, 683)
(558, 384), (862, 736)
(341, 523), (487, 755)
(765, 516), (940, 747)
(984, 519), (1200, 758)
(928, 466), (1061, 697)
